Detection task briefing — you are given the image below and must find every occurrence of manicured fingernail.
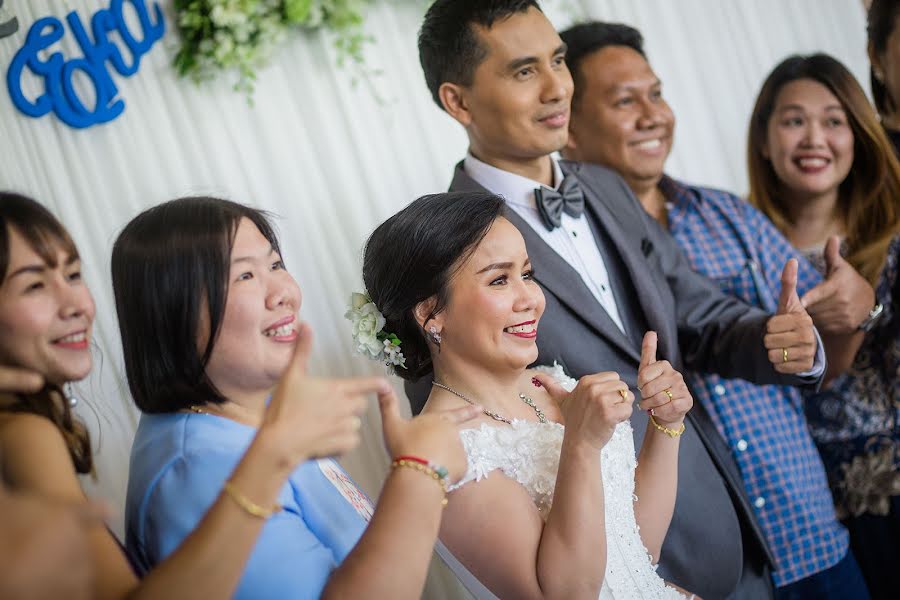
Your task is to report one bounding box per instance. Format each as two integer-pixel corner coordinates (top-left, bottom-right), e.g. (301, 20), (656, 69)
(531, 377), (542, 388)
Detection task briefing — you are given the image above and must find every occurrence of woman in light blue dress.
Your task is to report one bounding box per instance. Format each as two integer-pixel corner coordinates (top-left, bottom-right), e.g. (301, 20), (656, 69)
(114, 196), (478, 599)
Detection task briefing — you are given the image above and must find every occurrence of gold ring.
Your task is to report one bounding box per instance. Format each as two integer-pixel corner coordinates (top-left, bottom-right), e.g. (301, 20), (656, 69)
(618, 389), (628, 401)
(664, 388), (674, 401)
(782, 348), (788, 363)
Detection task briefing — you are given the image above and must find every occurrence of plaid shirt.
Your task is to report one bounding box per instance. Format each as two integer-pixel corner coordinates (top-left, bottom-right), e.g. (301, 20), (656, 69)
(660, 176), (849, 587)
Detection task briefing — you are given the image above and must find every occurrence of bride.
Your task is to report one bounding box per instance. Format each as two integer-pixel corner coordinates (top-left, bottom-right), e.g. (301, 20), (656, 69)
(356, 191), (694, 599)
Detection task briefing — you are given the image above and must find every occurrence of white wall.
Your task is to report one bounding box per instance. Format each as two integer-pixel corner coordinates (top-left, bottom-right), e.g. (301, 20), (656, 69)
(0, 1), (868, 598)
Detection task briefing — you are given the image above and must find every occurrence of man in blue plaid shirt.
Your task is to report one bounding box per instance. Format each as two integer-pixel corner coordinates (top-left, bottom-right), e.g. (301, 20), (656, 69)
(561, 21), (876, 599)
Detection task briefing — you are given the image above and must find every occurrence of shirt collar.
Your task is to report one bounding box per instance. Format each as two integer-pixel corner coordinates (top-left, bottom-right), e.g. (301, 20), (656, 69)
(463, 152), (564, 210)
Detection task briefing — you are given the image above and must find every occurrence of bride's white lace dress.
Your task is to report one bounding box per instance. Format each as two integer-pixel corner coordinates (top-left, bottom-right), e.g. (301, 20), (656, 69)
(449, 365), (686, 599)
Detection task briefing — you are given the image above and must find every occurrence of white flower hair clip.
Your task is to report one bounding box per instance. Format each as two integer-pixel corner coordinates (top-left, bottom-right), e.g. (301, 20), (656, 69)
(345, 292), (406, 369)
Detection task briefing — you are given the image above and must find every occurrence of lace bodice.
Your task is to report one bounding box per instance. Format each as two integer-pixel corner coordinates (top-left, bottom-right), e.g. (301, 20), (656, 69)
(450, 365), (685, 599)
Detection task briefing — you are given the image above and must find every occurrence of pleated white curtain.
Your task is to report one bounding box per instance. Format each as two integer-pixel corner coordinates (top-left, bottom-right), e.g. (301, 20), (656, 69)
(0, 1), (868, 598)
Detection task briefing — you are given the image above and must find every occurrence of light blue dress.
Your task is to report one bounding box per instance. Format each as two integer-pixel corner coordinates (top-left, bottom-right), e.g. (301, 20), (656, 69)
(125, 412), (371, 599)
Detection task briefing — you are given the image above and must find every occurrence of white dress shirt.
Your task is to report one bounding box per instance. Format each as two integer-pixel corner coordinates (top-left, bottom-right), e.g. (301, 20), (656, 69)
(464, 153), (627, 335)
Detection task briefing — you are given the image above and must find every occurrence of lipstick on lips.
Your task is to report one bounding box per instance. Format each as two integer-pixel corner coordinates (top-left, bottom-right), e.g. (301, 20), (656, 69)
(793, 155), (830, 174)
(53, 331), (89, 350)
(264, 315), (298, 342)
(504, 320), (537, 339)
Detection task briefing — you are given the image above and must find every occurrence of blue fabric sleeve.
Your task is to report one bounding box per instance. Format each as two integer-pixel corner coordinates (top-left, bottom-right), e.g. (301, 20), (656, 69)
(142, 449), (339, 600)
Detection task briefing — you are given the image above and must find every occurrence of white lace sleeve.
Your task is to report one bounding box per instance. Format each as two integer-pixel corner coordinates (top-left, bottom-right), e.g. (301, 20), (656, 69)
(532, 362), (577, 392)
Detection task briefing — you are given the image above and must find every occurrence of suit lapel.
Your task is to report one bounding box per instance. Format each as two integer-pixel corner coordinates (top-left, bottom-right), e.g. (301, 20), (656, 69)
(562, 161), (679, 362)
(450, 162), (642, 363)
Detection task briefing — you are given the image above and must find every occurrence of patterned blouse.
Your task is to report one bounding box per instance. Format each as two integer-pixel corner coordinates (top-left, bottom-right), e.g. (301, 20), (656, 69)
(802, 236), (900, 518)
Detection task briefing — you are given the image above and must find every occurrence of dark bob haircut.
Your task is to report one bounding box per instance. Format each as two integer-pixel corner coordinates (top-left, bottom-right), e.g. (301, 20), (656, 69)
(112, 197), (281, 414)
(559, 22), (646, 108)
(0, 192), (91, 474)
(362, 191), (505, 384)
(418, 0), (541, 109)
(868, 0), (900, 117)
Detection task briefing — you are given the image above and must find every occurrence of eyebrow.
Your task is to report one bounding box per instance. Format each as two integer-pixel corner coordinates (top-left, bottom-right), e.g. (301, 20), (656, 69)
(777, 103), (844, 112)
(231, 247), (276, 264)
(6, 254), (78, 280)
(6, 264), (47, 280)
(475, 258), (531, 274)
(506, 43), (567, 72)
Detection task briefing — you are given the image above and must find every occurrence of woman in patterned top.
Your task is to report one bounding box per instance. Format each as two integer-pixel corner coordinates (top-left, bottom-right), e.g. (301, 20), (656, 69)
(747, 53), (900, 600)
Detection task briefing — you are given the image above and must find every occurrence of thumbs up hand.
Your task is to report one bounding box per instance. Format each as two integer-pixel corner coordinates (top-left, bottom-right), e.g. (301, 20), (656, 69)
(261, 322), (382, 464)
(533, 369), (632, 451)
(799, 237), (875, 334)
(379, 387), (481, 482)
(636, 332), (692, 428)
(764, 260), (817, 373)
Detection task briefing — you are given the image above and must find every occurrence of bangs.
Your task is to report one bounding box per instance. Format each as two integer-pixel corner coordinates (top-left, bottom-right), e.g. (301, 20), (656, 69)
(0, 192), (78, 283)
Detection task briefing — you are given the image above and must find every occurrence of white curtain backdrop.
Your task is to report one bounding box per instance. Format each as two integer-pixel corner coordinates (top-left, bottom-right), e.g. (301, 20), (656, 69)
(0, 1), (868, 598)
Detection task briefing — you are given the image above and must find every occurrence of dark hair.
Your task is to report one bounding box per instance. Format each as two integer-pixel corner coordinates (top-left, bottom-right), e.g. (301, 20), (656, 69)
(747, 54), (900, 285)
(559, 22), (646, 107)
(418, 0), (541, 109)
(0, 192), (92, 474)
(868, 0), (900, 118)
(362, 192), (505, 383)
(112, 197), (281, 414)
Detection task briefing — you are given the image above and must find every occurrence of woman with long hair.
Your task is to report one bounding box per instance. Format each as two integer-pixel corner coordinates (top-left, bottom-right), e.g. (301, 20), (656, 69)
(115, 196), (478, 599)
(748, 54), (900, 599)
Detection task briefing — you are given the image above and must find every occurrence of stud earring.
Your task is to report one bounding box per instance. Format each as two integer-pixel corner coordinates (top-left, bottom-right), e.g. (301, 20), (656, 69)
(429, 325), (442, 346)
(874, 68), (885, 83)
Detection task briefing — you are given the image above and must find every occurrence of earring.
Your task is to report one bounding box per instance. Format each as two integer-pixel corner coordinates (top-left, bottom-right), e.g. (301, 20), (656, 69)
(429, 325), (442, 346)
(874, 69), (885, 83)
(64, 383), (78, 408)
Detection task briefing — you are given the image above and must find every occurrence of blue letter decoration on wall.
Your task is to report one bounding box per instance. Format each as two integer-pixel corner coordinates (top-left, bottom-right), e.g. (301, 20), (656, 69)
(0, 0), (19, 40)
(6, 1), (165, 129)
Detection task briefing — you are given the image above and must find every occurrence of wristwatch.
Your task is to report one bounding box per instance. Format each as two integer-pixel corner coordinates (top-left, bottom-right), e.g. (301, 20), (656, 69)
(858, 303), (884, 332)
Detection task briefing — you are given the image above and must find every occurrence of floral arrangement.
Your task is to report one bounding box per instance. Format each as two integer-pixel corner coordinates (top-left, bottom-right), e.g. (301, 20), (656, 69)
(345, 292), (406, 369)
(173, 0), (374, 94)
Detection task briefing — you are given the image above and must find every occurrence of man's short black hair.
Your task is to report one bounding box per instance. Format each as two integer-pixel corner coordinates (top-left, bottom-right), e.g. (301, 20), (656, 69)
(559, 22), (646, 107)
(418, 0), (542, 110)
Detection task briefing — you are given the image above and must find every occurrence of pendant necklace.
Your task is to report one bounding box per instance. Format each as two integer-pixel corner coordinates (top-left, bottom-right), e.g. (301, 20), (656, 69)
(431, 381), (546, 424)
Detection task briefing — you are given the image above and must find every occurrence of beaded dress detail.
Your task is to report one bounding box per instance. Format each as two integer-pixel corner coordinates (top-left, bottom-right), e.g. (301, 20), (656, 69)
(449, 364), (685, 599)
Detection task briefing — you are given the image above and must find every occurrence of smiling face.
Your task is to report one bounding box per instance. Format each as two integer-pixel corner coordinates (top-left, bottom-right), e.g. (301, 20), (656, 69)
(0, 226), (94, 385)
(566, 45), (674, 191)
(446, 7), (573, 167)
(201, 218), (302, 400)
(763, 78), (854, 204)
(431, 217), (545, 374)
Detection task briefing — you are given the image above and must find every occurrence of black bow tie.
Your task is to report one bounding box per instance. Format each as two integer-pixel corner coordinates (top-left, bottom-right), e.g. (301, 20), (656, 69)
(534, 175), (585, 231)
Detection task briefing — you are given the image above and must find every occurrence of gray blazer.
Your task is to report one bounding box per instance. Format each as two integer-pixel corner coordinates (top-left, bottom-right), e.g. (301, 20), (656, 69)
(408, 160), (804, 598)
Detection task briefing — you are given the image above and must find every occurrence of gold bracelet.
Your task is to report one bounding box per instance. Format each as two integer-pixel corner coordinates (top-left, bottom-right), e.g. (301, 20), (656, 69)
(391, 459), (449, 506)
(649, 414), (685, 438)
(223, 481), (282, 519)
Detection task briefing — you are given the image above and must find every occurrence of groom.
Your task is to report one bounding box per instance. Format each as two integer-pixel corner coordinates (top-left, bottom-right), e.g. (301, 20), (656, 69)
(410, 1), (826, 598)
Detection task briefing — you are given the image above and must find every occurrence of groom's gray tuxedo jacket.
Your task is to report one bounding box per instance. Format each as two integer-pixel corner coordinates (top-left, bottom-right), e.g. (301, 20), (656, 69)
(407, 160), (818, 599)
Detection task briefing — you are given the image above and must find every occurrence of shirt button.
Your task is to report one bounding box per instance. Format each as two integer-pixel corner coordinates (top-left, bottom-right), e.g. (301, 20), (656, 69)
(736, 439), (748, 452)
(714, 384), (726, 396)
(754, 496), (766, 509)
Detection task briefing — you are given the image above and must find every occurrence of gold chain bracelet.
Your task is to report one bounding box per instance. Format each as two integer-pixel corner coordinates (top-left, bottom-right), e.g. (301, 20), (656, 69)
(391, 459), (449, 506)
(649, 414), (686, 438)
(223, 481), (282, 519)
